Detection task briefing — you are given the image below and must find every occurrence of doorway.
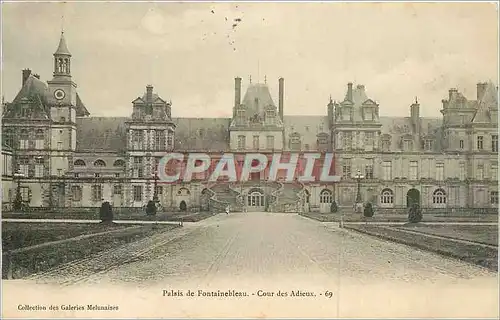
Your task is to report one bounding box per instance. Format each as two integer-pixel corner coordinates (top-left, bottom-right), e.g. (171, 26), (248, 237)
(179, 200), (187, 211)
(406, 188), (420, 208)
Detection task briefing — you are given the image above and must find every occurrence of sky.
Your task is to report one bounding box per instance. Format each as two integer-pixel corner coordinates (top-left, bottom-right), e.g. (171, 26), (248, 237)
(2, 2), (498, 118)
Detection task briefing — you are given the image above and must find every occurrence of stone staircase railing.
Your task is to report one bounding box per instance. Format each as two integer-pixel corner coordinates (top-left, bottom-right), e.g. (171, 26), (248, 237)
(206, 187), (228, 213)
(269, 181), (305, 213)
(208, 183), (242, 211)
(228, 183), (245, 209)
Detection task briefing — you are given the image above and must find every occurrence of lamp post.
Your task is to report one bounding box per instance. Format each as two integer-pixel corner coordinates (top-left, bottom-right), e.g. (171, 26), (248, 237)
(152, 170), (159, 202)
(354, 169), (364, 213)
(13, 170), (25, 211)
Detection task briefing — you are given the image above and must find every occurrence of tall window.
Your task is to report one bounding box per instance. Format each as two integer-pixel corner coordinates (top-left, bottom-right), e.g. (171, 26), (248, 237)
(113, 185), (122, 195)
(424, 140), (433, 151)
(35, 129), (45, 149)
(459, 139), (464, 149)
(490, 191), (499, 205)
(167, 130), (174, 148)
(34, 157), (44, 177)
(72, 186), (82, 202)
(19, 130), (29, 149)
(403, 139), (413, 151)
(290, 136), (301, 151)
(155, 130), (165, 151)
(133, 185), (143, 202)
(409, 161), (418, 180)
(492, 135), (498, 152)
(342, 132), (352, 150)
(133, 157), (143, 178)
(381, 139), (391, 151)
(18, 157), (29, 176)
(380, 188), (394, 204)
(491, 162), (498, 180)
(364, 132), (375, 149)
(91, 185), (103, 202)
(237, 135), (246, 150)
(265, 110), (275, 125)
(432, 189), (446, 204)
(132, 130), (143, 150)
(319, 189), (333, 203)
(382, 161), (392, 180)
(476, 164), (484, 180)
(237, 109), (246, 125)
(477, 136), (484, 150)
(435, 163), (444, 181)
(253, 135), (260, 150)
(266, 136), (274, 150)
(364, 159), (374, 179)
(342, 159), (351, 179)
(459, 162), (466, 180)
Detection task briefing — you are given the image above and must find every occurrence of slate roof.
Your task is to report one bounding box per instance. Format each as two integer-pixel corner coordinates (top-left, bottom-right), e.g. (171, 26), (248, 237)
(76, 117), (128, 152)
(76, 93), (90, 117)
(173, 117), (231, 151)
(2, 75), (50, 119)
(54, 32), (71, 56)
(241, 83), (277, 116)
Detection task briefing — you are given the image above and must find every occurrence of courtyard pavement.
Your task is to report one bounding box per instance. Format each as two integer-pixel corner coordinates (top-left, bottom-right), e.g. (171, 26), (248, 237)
(5, 212), (499, 318)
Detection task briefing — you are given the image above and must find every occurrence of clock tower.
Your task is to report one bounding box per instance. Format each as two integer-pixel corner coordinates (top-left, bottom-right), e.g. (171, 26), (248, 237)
(47, 32), (79, 181)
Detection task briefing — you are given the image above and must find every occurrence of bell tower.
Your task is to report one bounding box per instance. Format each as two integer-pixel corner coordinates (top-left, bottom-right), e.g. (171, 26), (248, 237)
(53, 32), (72, 80)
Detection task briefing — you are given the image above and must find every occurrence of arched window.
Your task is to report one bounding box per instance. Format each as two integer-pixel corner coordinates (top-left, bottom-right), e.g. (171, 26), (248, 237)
(432, 188), (447, 204)
(35, 129), (44, 139)
(380, 188), (394, 204)
(74, 159), (86, 166)
(71, 186), (82, 202)
(177, 187), (190, 196)
(94, 159), (106, 167)
(319, 189), (333, 204)
(113, 159), (126, 167)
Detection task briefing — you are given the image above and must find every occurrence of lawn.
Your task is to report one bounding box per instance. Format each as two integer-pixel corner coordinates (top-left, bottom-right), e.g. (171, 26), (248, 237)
(301, 212), (498, 223)
(345, 224), (498, 271)
(2, 222), (128, 251)
(2, 223), (180, 279)
(398, 224), (498, 246)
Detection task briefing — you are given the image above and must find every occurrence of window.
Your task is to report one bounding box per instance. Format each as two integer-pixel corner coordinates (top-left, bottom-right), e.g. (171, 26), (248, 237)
(237, 109), (246, 125)
(113, 185), (122, 195)
(91, 185), (103, 202)
(364, 132), (375, 149)
(436, 163), (444, 181)
(133, 186), (143, 202)
(477, 136), (484, 150)
(35, 129), (44, 149)
(490, 191), (498, 205)
(424, 140), (433, 151)
(409, 161), (418, 180)
(95, 173), (100, 178)
(266, 136), (274, 150)
(459, 162), (466, 180)
(492, 135), (498, 152)
(4, 129), (14, 148)
(18, 157), (29, 176)
(132, 130), (143, 150)
(253, 135), (260, 150)
(57, 141), (63, 150)
(365, 159), (374, 179)
(237, 135), (246, 150)
(156, 130), (165, 151)
(476, 164), (484, 180)
(290, 136), (301, 151)
(74, 173), (79, 178)
(265, 110), (275, 125)
(491, 163), (498, 180)
(167, 130), (174, 148)
(34, 157), (44, 177)
(380, 188), (394, 204)
(459, 139), (464, 149)
(382, 161), (392, 180)
(155, 186), (163, 196)
(74, 159), (86, 166)
(19, 130), (29, 149)
(403, 139), (413, 151)
(94, 159), (106, 167)
(133, 156), (142, 164)
(20, 186), (30, 202)
(342, 159), (352, 179)
(319, 189), (333, 203)
(342, 132), (352, 150)
(432, 189), (446, 204)
(381, 139), (391, 151)
(72, 186), (82, 201)
(113, 159), (125, 167)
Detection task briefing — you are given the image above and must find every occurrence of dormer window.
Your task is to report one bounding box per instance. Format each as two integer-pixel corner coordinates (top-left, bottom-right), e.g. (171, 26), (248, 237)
(403, 139), (413, 151)
(363, 108), (374, 121)
(289, 134), (301, 151)
(341, 107), (351, 121)
(236, 109), (246, 125)
(382, 139), (390, 151)
(265, 109), (275, 125)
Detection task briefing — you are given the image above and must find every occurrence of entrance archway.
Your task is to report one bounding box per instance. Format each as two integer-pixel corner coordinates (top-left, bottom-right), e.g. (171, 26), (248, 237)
(179, 200), (187, 211)
(246, 188), (265, 211)
(406, 188), (420, 208)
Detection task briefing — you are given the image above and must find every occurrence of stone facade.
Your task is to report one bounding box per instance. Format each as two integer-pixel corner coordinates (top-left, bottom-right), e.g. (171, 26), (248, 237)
(1, 33), (498, 213)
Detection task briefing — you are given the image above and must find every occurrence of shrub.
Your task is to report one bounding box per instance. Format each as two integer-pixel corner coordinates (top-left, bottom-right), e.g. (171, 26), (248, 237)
(99, 201), (113, 223)
(408, 203), (423, 223)
(330, 200), (338, 213)
(12, 193), (23, 212)
(146, 200), (157, 216)
(363, 202), (374, 217)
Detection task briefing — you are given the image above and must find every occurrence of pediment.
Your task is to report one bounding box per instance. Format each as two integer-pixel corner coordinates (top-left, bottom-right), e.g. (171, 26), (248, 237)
(317, 132), (329, 138)
(362, 99), (377, 106)
(132, 97), (145, 104)
(154, 97), (166, 104)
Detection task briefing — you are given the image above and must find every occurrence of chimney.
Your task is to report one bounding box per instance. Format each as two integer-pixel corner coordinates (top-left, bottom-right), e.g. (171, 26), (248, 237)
(235, 77), (241, 106)
(448, 88), (457, 101)
(278, 77), (284, 119)
(327, 97), (334, 129)
(410, 98), (420, 145)
(146, 85), (153, 102)
(477, 82), (488, 101)
(22, 69), (31, 86)
(357, 84), (365, 91)
(347, 82), (353, 101)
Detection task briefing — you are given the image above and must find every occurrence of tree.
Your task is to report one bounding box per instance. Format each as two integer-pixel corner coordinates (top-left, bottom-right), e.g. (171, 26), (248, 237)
(330, 200), (338, 213)
(146, 200), (157, 216)
(363, 202), (374, 217)
(408, 203), (423, 223)
(99, 201), (113, 223)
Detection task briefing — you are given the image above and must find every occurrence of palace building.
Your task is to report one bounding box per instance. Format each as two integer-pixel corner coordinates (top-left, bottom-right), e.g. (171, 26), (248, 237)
(1, 33), (498, 213)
